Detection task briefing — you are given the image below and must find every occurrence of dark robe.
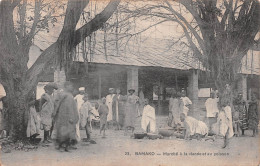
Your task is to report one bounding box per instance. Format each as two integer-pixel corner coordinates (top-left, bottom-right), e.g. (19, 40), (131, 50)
(53, 91), (79, 142)
(233, 98), (248, 130)
(248, 100), (259, 130)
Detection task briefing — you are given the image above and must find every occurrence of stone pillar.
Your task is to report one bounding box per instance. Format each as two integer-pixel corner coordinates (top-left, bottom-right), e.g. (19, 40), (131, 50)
(188, 69), (199, 100)
(188, 69), (199, 116)
(237, 74), (247, 100)
(54, 68), (66, 90)
(127, 66), (138, 95)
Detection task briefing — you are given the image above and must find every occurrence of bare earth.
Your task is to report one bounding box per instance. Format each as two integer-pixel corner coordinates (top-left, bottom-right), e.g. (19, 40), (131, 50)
(0, 118), (259, 166)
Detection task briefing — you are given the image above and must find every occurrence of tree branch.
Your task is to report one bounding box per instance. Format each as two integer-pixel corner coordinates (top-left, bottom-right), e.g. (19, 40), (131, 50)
(73, 0), (120, 47)
(165, 0), (206, 54)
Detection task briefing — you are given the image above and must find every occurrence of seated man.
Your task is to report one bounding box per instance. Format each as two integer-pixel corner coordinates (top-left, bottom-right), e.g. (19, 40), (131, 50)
(180, 113), (208, 140)
(141, 98), (156, 133)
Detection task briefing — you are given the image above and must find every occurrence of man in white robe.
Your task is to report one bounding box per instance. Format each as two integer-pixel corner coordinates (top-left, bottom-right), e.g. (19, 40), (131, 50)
(180, 91), (192, 116)
(205, 91), (219, 132)
(106, 88), (115, 122)
(74, 87), (85, 141)
(180, 113), (208, 140)
(141, 98), (156, 133)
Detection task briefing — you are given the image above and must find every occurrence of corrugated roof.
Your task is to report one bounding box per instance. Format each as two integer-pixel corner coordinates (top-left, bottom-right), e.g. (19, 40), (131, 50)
(31, 31), (259, 75)
(74, 35), (201, 70)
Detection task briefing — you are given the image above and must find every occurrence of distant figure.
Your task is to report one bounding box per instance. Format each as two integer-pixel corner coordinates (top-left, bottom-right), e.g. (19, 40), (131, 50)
(141, 98), (156, 133)
(79, 94), (93, 141)
(74, 87), (85, 141)
(40, 82), (57, 144)
(53, 81), (79, 152)
(122, 89), (139, 134)
(218, 103), (234, 148)
(99, 98), (109, 138)
(180, 91), (192, 116)
(113, 88), (125, 130)
(168, 93), (182, 127)
(180, 113), (208, 140)
(26, 100), (41, 142)
(248, 93), (259, 137)
(205, 91), (219, 132)
(75, 87), (85, 110)
(106, 88), (115, 123)
(233, 93), (248, 135)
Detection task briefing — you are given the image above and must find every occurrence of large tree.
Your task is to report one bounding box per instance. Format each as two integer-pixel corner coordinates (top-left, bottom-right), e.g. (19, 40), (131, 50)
(118, 0), (260, 104)
(0, 0), (120, 141)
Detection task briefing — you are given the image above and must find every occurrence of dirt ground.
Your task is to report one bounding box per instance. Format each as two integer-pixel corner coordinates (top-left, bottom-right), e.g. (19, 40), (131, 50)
(0, 116), (259, 166)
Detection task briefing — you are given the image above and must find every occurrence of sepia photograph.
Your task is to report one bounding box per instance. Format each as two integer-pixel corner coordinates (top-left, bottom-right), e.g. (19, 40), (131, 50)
(0, 0), (259, 165)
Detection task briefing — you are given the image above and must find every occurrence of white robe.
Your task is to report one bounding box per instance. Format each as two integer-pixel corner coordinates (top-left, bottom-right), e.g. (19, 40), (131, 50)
(141, 105), (156, 133)
(218, 106), (234, 138)
(79, 101), (93, 127)
(205, 98), (219, 117)
(106, 94), (115, 121)
(181, 97), (192, 116)
(74, 94), (84, 141)
(185, 116), (208, 136)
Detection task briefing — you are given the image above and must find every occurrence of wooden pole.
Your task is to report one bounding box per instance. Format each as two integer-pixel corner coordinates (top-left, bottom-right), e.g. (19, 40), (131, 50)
(98, 72), (102, 99)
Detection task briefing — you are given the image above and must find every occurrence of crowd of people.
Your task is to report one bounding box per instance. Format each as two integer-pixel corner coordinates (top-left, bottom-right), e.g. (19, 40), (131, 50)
(24, 82), (156, 152)
(167, 89), (259, 148)
(0, 81), (259, 151)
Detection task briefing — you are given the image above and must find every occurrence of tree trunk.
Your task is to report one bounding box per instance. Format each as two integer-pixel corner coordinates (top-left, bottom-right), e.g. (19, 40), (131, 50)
(3, 83), (30, 141)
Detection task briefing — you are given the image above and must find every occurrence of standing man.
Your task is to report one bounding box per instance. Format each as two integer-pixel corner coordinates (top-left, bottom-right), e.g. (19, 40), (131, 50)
(106, 88), (115, 127)
(123, 89), (139, 134)
(113, 88), (125, 130)
(79, 94), (93, 141)
(53, 81), (79, 152)
(40, 83), (57, 144)
(74, 87), (85, 142)
(141, 98), (156, 133)
(205, 91), (219, 133)
(233, 93), (248, 136)
(180, 91), (192, 116)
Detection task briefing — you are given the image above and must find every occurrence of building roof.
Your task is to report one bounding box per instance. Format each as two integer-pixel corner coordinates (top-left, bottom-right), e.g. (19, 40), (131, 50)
(30, 31), (259, 75)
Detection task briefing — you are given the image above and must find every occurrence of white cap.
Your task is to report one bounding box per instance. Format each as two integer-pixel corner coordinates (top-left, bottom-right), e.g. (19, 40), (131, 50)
(79, 87), (85, 91)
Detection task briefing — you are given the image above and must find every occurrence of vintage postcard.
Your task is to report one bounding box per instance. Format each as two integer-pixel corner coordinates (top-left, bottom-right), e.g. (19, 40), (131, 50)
(0, 0), (259, 165)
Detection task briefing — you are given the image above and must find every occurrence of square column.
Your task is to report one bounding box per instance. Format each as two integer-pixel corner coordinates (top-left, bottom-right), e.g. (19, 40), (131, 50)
(237, 74), (247, 100)
(188, 69), (199, 114)
(188, 69), (199, 101)
(127, 66), (138, 95)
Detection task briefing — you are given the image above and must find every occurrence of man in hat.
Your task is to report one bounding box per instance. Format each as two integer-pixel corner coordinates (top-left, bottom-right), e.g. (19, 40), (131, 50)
(123, 88), (139, 134)
(39, 82), (58, 144)
(205, 91), (219, 133)
(180, 91), (192, 116)
(106, 88), (115, 125)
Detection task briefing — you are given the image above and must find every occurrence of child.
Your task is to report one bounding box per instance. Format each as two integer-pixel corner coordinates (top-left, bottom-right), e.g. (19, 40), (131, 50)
(98, 98), (109, 138)
(27, 100), (41, 143)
